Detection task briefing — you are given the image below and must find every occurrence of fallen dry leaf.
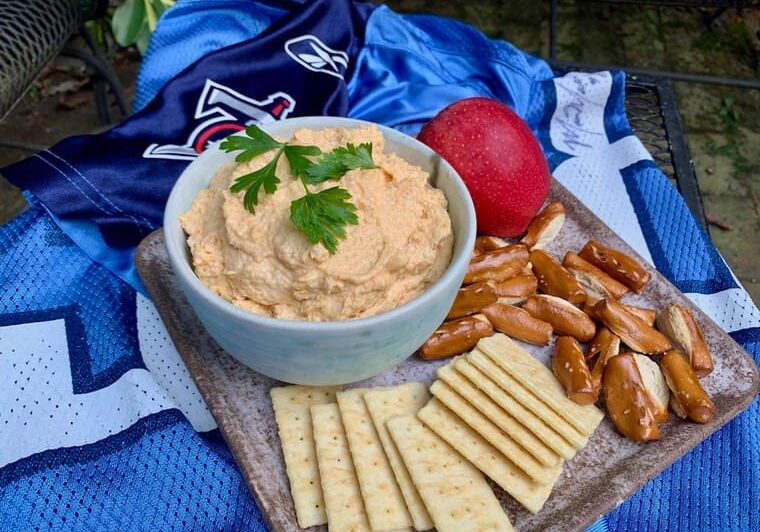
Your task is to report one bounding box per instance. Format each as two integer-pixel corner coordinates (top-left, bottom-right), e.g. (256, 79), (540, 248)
(706, 213), (733, 231)
(57, 91), (90, 110)
(45, 78), (90, 97)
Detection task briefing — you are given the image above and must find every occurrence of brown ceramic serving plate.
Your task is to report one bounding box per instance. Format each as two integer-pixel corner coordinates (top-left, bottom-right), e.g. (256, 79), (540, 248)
(136, 179), (759, 532)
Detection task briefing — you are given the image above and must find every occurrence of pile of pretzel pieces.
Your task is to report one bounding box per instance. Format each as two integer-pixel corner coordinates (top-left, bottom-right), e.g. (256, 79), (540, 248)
(420, 201), (716, 442)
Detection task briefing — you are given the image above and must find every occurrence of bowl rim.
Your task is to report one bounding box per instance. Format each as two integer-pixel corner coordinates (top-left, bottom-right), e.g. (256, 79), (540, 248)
(164, 116), (476, 332)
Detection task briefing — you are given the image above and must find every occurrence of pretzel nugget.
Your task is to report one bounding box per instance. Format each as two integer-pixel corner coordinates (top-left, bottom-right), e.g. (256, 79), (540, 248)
(520, 201), (565, 250)
(530, 249), (587, 305)
(420, 315), (494, 360)
(656, 304), (714, 377)
(621, 304), (657, 327)
(482, 302), (553, 346)
(593, 299), (671, 355)
(563, 252), (630, 301)
(488, 275), (538, 305)
(579, 240), (651, 293)
(473, 235), (509, 256)
(660, 350), (714, 423)
(553, 336), (597, 405)
(603, 353), (660, 442)
(631, 353), (670, 423)
(522, 295), (596, 342)
(587, 327), (621, 393)
(581, 300), (601, 321)
(464, 244), (529, 284)
(447, 282), (498, 320)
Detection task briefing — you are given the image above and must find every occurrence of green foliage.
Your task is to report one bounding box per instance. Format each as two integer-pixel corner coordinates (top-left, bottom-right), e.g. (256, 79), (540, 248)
(693, 31), (722, 53)
(84, 18), (112, 53)
(707, 96), (750, 177)
(718, 97), (742, 131)
(111, 0), (175, 55)
(707, 141), (752, 175)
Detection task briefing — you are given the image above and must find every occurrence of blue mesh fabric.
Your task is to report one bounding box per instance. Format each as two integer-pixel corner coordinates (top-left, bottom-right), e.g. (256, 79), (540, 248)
(621, 160), (736, 294)
(133, 0), (287, 112)
(345, 6), (553, 135)
(0, 201), (265, 531)
(0, 410), (264, 531)
(606, 396), (759, 531)
(0, 202), (143, 392)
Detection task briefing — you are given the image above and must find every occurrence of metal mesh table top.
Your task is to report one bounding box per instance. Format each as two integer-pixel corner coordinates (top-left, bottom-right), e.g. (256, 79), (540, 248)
(625, 78), (677, 179)
(621, 74), (708, 232)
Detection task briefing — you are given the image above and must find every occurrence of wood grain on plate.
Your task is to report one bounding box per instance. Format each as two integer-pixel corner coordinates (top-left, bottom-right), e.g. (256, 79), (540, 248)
(135, 180), (759, 532)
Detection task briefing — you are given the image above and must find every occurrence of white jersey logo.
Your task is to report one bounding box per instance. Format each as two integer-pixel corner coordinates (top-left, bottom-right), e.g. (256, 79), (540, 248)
(285, 34), (349, 79)
(143, 79), (295, 161)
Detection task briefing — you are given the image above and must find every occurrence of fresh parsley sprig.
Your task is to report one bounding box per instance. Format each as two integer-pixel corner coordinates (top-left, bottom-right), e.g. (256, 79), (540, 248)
(228, 153), (282, 212)
(221, 126), (321, 212)
(220, 125), (283, 162)
(290, 187), (358, 254)
(304, 143), (378, 184)
(221, 125), (379, 254)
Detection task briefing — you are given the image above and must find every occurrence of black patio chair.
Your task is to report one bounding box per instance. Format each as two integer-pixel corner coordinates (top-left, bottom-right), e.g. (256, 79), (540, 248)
(0, 0), (128, 124)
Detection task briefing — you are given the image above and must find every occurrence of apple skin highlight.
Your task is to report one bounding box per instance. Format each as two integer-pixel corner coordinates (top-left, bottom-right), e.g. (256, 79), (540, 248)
(418, 97), (551, 237)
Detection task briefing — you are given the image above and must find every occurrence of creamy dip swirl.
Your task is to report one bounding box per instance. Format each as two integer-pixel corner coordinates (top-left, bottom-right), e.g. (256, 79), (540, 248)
(180, 125), (453, 321)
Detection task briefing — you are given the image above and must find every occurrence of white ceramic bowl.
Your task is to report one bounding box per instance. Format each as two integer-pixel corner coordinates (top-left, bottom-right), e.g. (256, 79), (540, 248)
(164, 116), (476, 385)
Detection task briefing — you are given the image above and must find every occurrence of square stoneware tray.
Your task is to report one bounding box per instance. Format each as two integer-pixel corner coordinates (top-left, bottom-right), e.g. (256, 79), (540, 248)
(136, 179), (759, 532)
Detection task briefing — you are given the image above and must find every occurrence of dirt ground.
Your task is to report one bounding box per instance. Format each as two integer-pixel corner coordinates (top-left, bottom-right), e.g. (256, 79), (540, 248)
(0, 2), (758, 302)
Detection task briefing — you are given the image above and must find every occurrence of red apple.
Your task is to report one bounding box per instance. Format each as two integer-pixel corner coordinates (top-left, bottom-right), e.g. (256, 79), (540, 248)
(418, 97), (551, 237)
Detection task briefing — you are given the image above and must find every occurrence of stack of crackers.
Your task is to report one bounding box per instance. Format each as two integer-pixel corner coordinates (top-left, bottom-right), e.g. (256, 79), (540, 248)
(270, 333), (604, 531)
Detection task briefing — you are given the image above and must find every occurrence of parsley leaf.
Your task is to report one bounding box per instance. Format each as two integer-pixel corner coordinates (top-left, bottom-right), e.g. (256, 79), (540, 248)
(283, 145), (322, 179)
(220, 125), (283, 162)
(333, 143), (378, 169)
(290, 187), (358, 254)
(304, 142), (379, 184)
(229, 152), (282, 213)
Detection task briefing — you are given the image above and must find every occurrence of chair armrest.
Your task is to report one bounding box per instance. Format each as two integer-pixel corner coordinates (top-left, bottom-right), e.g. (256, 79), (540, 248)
(0, 0), (103, 120)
